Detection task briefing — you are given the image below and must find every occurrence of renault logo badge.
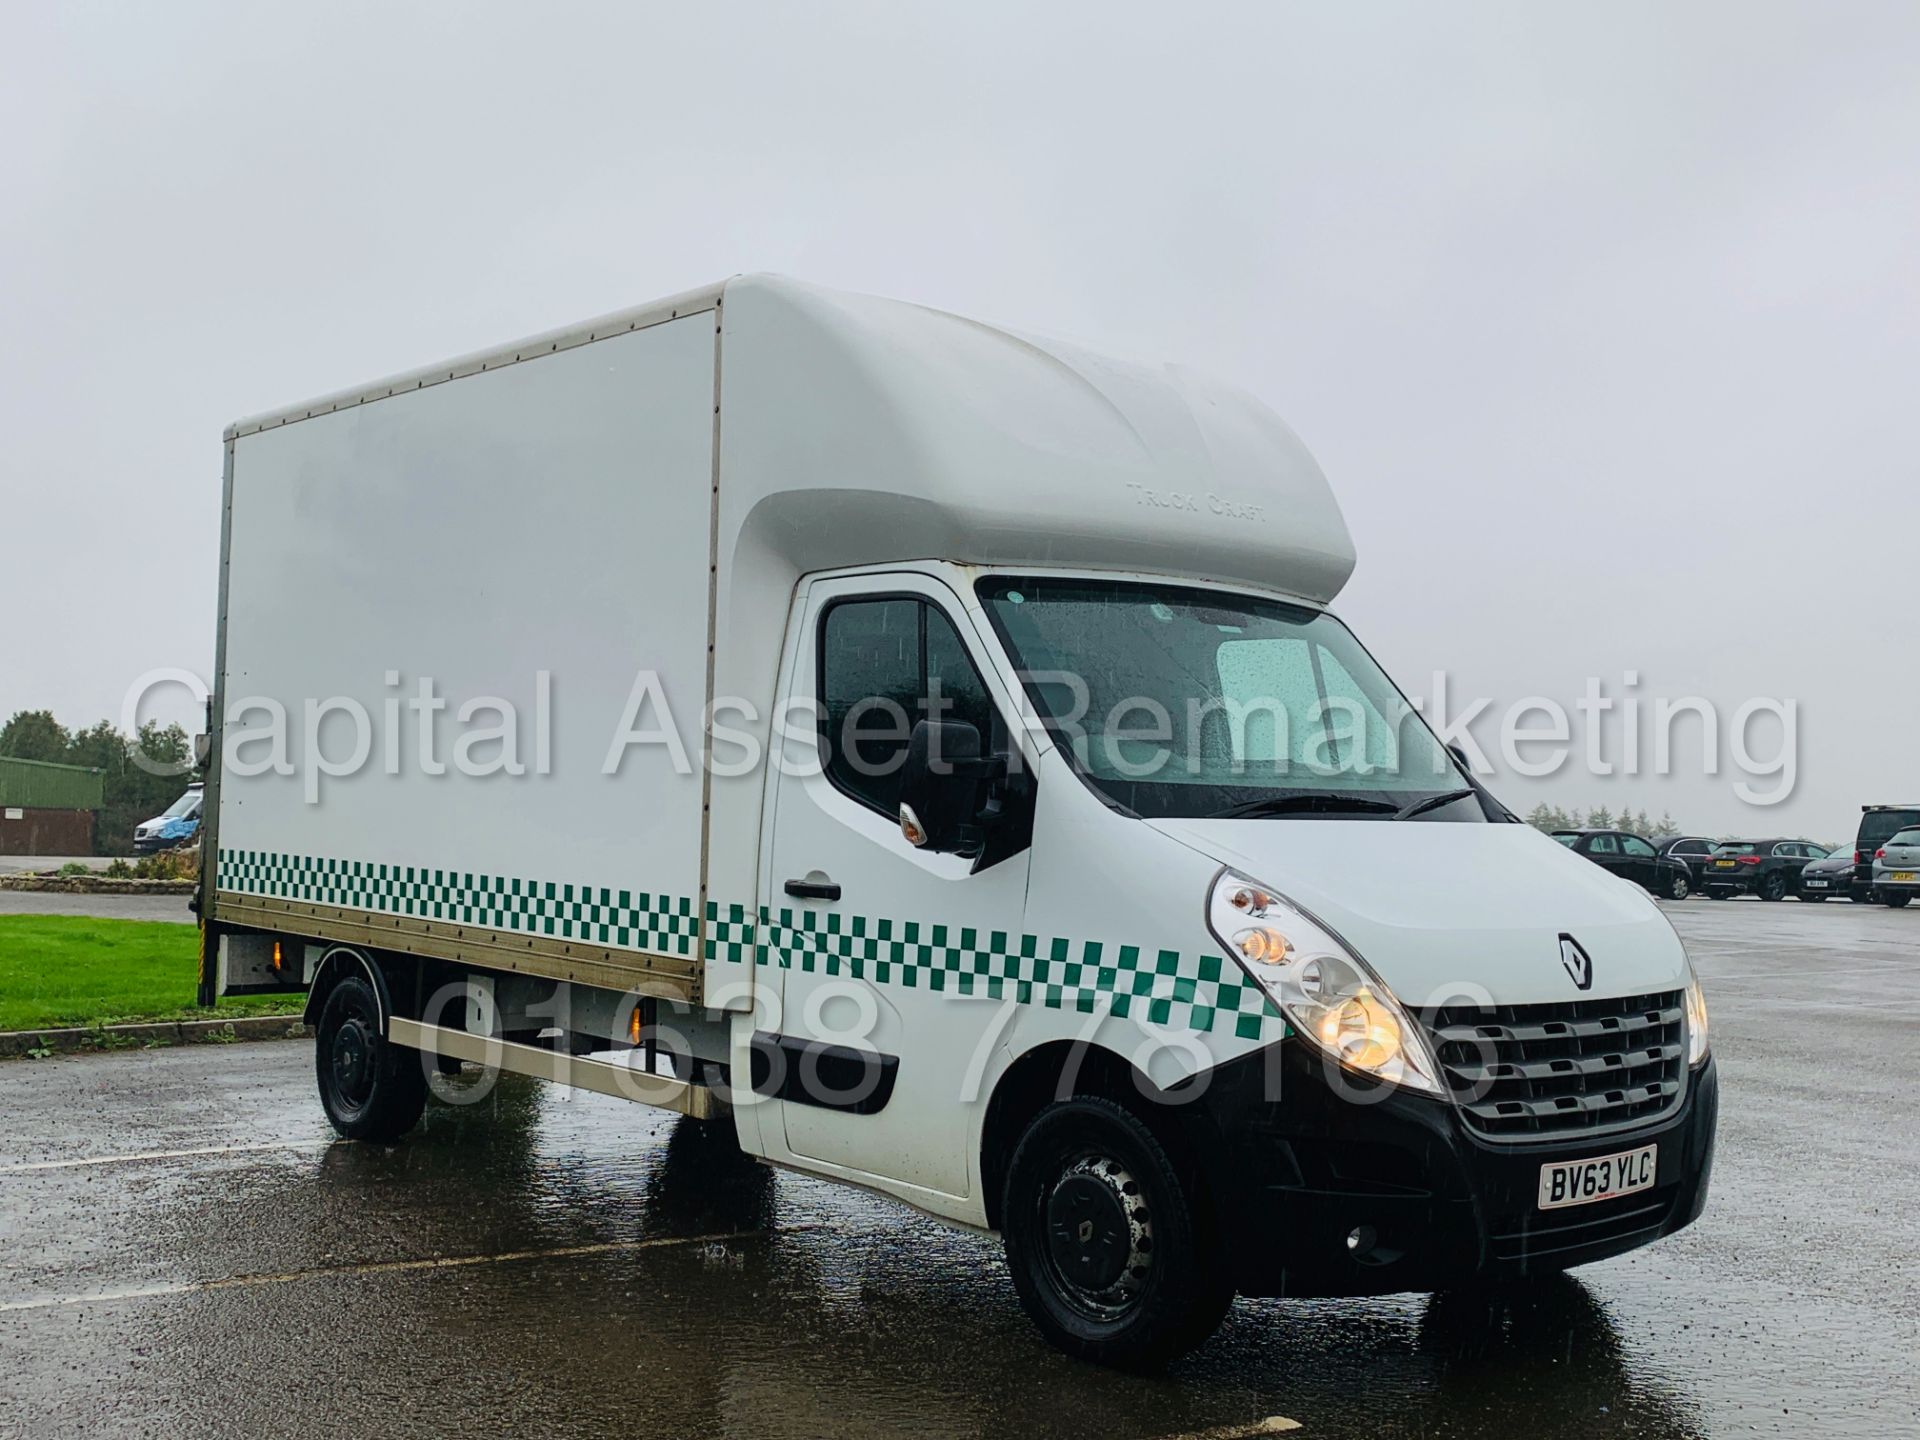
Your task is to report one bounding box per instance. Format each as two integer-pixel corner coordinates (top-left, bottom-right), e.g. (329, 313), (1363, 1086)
(1558, 934), (1594, 991)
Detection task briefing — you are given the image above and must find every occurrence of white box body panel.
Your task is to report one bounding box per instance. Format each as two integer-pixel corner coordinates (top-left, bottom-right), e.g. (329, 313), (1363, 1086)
(215, 312), (718, 975)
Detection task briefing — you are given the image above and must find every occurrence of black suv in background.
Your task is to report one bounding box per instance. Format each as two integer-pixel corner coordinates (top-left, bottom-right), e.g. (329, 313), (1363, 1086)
(1702, 839), (1831, 900)
(1552, 829), (1695, 900)
(1658, 836), (1718, 888)
(1855, 805), (1920, 901)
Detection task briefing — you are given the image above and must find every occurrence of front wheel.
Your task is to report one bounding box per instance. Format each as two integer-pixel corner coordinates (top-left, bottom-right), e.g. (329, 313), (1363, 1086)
(1667, 872), (1691, 901)
(1002, 1096), (1231, 1368)
(315, 973), (426, 1141)
(1887, 892), (1913, 909)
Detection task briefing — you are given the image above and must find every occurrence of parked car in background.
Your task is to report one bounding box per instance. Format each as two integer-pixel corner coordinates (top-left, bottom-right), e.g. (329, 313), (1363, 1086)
(1870, 827), (1920, 908)
(133, 783), (203, 854)
(1854, 805), (1920, 901)
(1797, 847), (1856, 901)
(1701, 839), (1830, 901)
(1553, 828), (1695, 899)
(1658, 836), (1718, 888)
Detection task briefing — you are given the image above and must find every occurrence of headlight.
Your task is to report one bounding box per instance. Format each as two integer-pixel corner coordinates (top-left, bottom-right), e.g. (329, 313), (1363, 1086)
(1206, 871), (1446, 1097)
(1685, 972), (1709, 1066)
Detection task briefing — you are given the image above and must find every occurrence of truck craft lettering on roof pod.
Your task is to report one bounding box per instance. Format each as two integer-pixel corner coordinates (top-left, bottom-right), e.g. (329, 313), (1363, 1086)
(203, 276), (1714, 1368)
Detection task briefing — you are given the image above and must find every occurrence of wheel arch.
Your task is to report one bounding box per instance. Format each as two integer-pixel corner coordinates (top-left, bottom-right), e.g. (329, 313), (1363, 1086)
(302, 945), (394, 1030)
(979, 1039), (1216, 1231)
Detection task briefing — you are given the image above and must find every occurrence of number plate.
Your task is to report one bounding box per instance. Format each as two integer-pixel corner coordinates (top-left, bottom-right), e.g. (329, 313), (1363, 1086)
(1538, 1144), (1657, 1210)
(1805, 879), (1828, 888)
(1714, 859), (1736, 868)
(1894, 871), (1917, 883)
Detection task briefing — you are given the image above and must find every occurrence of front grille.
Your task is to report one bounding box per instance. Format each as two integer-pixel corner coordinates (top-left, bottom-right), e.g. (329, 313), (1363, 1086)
(1425, 990), (1687, 1142)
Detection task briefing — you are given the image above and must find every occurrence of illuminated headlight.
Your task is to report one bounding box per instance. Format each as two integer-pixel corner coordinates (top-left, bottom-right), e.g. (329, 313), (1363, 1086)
(1684, 972), (1710, 1067)
(1207, 872), (1445, 1097)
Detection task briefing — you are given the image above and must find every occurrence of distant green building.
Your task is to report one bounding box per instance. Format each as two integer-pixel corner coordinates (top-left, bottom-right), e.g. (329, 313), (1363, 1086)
(0, 756), (105, 857)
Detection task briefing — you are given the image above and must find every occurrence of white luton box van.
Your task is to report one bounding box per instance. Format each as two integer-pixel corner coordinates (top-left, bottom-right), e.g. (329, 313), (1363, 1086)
(201, 275), (1716, 1365)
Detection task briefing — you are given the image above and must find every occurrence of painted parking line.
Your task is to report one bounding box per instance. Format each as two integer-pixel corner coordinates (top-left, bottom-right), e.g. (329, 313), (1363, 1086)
(0, 1140), (339, 1175)
(0, 1225), (823, 1313)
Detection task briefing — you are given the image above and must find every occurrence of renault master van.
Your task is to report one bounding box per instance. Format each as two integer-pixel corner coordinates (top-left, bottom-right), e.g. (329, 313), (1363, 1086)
(200, 275), (1716, 1366)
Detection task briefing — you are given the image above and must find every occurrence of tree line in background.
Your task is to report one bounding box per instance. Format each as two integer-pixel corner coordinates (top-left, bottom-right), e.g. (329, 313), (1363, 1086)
(1522, 803), (1681, 840)
(0, 709), (192, 857)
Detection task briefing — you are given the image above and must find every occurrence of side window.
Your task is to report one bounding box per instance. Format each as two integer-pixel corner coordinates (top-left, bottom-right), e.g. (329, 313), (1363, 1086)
(1622, 836), (1656, 858)
(1773, 843), (1797, 859)
(1588, 833), (1620, 855)
(925, 608), (997, 742)
(818, 596), (997, 818)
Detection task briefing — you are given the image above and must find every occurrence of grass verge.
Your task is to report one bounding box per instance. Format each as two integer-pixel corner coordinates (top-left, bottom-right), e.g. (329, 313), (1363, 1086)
(0, 915), (303, 1032)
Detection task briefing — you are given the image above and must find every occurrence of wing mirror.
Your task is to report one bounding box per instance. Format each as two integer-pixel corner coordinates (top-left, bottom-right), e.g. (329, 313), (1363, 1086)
(898, 720), (999, 856)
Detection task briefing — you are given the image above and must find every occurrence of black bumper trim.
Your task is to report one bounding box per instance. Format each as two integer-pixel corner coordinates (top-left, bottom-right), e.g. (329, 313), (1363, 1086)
(1180, 1040), (1718, 1298)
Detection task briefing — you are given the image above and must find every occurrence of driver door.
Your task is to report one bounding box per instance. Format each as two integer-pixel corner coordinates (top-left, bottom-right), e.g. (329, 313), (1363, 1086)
(758, 572), (1032, 1200)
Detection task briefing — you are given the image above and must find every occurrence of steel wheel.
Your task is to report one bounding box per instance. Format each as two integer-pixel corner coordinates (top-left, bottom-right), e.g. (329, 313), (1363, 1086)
(1003, 1096), (1231, 1367)
(314, 972), (426, 1141)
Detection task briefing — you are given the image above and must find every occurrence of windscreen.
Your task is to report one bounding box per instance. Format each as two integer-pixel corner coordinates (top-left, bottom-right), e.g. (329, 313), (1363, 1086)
(977, 576), (1477, 821)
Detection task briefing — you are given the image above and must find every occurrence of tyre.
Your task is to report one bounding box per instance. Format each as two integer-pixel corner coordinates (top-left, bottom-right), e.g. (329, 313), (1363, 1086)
(1758, 871), (1787, 901)
(314, 973), (426, 1141)
(1888, 892), (1913, 909)
(1002, 1096), (1232, 1368)
(1667, 871), (1691, 901)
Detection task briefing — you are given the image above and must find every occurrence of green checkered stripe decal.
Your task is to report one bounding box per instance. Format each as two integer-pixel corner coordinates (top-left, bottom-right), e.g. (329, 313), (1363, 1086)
(704, 901), (1282, 1042)
(215, 851), (1277, 1039)
(217, 849), (698, 956)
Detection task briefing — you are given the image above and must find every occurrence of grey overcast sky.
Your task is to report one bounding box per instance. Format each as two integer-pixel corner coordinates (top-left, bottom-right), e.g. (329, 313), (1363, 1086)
(2, 2), (1915, 838)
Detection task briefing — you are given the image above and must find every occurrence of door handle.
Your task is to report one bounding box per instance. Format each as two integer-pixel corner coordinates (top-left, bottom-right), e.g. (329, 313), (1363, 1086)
(784, 878), (842, 902)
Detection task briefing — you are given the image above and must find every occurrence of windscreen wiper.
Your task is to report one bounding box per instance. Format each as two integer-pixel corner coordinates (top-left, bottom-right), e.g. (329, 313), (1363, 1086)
(1392, 787), (1478, 821)
(1208, 793), (1400, 820)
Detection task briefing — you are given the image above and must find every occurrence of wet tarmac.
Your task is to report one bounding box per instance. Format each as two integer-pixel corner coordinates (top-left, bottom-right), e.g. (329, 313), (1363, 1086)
(0, 899), (1915, 1438)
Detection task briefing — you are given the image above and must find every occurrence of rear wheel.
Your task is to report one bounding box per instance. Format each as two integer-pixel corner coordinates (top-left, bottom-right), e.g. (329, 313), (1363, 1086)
(315, 973), (426, 1141)
(1759, 871), (1787, 902)
(1002, 1096), (1232, 1368)
(1887, 892), (1913, 909)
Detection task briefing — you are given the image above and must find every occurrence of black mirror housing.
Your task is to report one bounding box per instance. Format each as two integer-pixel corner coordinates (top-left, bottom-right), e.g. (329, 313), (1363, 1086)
(899, 719), (990, 855)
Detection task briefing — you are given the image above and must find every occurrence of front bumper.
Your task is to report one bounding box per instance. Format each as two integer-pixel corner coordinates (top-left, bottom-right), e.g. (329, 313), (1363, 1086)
(1187, 1041), (1718, 1298)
